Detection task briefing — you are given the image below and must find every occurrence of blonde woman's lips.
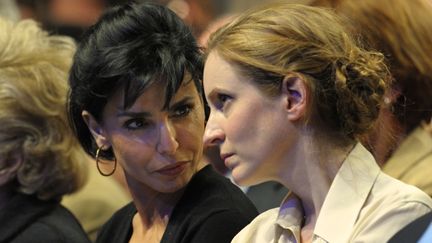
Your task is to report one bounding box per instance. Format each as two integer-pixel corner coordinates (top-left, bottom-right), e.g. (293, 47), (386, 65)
(221, 153), (235, 169)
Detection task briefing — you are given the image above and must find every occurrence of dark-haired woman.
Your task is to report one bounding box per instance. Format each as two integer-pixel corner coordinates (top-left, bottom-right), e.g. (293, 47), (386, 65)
(202, 3), (432, 243)
(67, 2), (257, 243)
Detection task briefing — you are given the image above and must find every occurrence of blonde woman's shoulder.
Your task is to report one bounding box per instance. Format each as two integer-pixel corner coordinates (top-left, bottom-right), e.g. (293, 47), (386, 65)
(349, 172), (432, 242)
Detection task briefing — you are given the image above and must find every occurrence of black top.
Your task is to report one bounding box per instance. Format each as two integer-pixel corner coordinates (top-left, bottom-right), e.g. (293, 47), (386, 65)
(96, 165), (258, 243)
(0, 193), (90, 243)
(388, 212), (432, 243)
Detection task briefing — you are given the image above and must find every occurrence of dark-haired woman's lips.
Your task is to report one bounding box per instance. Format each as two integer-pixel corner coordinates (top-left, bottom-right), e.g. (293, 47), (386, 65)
(155, 162), (189, 176)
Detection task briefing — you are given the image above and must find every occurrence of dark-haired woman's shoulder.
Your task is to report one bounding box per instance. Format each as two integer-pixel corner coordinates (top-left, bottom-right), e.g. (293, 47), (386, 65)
(161, 165), (258, 243)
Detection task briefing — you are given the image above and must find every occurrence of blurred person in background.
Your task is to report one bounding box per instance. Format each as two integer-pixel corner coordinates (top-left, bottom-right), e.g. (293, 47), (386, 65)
(0, 11), (131, 241)
(330, 0), (432, 196)
(320, 1), (432, 241)
(0, 17), (90, 243)
(0, 0), (20, 22)
(167, 0), (229, 38)
(16, 0), (230, 42)
(16, 0), (129, 41)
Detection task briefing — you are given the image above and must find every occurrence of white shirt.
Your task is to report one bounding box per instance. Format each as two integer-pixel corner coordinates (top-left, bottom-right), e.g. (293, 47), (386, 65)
(232, 143), (432, 243)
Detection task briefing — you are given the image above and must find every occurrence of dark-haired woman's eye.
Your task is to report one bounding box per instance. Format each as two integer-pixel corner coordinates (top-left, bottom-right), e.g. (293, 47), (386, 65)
(123, 118), (149, 130)
(171, 104), (193, 118)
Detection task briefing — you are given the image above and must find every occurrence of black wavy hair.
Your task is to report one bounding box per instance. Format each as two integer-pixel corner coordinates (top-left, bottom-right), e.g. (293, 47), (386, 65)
(68, 2), (203, 159)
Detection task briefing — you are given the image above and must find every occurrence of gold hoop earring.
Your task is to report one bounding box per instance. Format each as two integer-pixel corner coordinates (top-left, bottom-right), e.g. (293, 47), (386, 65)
(95, 147), (117, 176)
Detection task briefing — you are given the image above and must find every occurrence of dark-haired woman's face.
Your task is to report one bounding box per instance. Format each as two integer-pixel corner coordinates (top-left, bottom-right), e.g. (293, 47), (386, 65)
(92, 79), (205, 194)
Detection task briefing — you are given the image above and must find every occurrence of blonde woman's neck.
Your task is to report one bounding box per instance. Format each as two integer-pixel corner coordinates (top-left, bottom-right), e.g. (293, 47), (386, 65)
(279, 135), (355, 233)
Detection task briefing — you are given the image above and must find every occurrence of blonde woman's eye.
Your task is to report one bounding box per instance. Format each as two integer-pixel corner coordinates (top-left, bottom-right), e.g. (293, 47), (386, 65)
(218, 94), (231, 102)
(215, 93), (232, 110)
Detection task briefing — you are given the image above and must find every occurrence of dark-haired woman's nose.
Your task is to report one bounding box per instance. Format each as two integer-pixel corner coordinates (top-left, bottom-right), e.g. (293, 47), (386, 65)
(156, 120), (179, 155)
(203, 114), (225, 147)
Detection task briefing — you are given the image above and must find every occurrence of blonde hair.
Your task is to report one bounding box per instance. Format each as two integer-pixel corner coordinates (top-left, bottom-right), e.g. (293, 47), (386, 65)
(207, 3), (390, 142)
(0, 18), (87, 200)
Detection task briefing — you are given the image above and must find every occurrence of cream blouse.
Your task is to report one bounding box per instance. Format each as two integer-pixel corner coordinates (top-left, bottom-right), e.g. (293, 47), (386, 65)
(232, 143), (432, 243)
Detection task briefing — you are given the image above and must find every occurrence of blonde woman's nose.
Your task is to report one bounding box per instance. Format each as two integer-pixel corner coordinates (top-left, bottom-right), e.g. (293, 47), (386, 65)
(203, 116), (225, 146)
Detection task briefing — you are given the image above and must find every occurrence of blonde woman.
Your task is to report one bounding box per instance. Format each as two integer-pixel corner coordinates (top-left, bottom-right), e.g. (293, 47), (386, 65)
(203, 3), (432, 242)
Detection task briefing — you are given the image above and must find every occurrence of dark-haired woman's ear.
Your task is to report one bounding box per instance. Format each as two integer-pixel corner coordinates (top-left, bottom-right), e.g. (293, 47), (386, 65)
(281, 75), (308, 122)
(82, 110), (110, 149)
(0, 153), (23, 186)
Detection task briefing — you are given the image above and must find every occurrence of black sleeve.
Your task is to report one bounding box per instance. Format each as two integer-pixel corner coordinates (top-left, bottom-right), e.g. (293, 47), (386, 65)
(187, 210), (252, 243)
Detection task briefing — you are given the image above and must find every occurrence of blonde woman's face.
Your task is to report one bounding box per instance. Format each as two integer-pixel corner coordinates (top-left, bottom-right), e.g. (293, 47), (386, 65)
(97, 79), (205, 194)
(203, 52), (293, 186)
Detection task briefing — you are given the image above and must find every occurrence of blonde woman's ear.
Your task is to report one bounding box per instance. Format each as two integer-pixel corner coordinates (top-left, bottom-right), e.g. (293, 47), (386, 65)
(281, 75), (308, 121)
(81, 110), (110, 149)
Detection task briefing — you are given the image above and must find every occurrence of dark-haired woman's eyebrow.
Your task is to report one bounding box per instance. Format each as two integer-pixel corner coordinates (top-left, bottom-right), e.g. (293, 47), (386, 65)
(169, 96), (194, 110)
(116, 110), (151, 118)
